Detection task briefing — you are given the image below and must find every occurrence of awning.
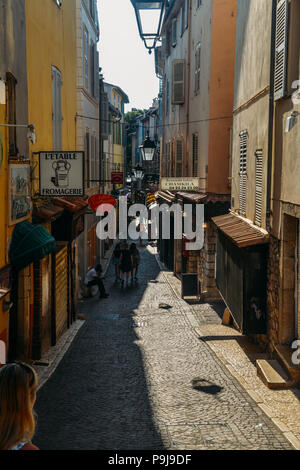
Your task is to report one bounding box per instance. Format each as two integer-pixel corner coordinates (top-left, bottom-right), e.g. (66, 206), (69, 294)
(156, 191), (175, 203)
(9, 221), (56, 269)
(176, 192), (207, 203)
(212, 213), (269, 248)
(33, 203), (64, 221)
(53, 197), (89, 214)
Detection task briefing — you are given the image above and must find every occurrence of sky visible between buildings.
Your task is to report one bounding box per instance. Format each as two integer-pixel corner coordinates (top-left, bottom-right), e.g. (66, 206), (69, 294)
(98, 0), (160, 111)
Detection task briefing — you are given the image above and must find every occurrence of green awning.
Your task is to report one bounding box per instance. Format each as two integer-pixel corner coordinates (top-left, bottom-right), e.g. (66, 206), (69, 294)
(9, 221), (56, 270)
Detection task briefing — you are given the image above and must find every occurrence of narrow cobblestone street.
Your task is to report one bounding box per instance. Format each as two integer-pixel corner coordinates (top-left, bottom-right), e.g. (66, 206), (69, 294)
(34, 244), (293, 450)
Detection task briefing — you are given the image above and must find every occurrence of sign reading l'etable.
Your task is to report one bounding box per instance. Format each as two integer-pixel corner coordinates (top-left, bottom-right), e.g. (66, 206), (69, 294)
(39, 152), (84, 196)
(160, 177), (200, 191)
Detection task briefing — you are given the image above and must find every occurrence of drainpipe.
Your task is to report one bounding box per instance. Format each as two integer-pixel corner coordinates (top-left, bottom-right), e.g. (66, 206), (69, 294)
(185, 0), (192, 177)
(266, 0), (277, 233)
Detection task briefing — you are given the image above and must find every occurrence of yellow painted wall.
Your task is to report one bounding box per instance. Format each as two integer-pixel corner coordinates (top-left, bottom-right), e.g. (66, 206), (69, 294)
(26, 0), (77, 193)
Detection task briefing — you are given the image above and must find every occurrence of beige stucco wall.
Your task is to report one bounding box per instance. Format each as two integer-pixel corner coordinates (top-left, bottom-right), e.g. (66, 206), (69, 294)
(231, 0), (272, 229)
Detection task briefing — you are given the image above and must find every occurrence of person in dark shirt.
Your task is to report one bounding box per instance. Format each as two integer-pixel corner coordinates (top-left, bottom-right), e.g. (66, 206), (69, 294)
(119, 243), (133, 288)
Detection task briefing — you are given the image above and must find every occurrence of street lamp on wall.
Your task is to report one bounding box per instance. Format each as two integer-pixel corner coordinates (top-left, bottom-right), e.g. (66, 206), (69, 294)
(130, 0), (166, 54)
(133, 164), (144, 180)
(140, 133), (156, 161)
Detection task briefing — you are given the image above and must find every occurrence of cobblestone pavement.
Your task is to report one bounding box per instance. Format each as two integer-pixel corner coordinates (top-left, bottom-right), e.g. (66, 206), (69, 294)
(34, 244), (293, 450)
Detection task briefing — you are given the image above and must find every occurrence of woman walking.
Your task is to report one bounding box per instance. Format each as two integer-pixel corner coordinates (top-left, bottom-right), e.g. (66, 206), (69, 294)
(0, 362), (39, 450)
(130, 243), (141, 281)
(119, 243), (133, 288)
(113, 243), (122, 281)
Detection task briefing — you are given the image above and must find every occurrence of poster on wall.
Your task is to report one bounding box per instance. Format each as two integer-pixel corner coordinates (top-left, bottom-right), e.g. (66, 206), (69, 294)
(9, 164), (32, 225)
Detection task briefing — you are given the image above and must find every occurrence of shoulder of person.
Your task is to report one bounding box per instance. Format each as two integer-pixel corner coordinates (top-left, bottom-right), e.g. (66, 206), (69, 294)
(21, 442), (39, 450)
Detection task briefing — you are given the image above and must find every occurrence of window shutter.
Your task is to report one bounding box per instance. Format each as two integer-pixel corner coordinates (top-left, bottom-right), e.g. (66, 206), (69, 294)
(100, 92), (109, 139)
(175, 138), (183, 177)
(195, 44), (201, 94)
(255, 150), (263, 226)
(239, 131), (247, 216)
(274, 0), (289, 101)
(172, 18), (177, 47)
(172, 59), (185, 105)
(94, 48), (99, 99)
(166, 142), (170, 176)
(193, 133), (198, 176)
(184, 0), (189, 30)
(180, 8), (183, 37)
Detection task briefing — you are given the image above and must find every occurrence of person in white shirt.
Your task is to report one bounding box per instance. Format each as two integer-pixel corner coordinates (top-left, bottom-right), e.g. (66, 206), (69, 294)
(84, 264), (109, 299)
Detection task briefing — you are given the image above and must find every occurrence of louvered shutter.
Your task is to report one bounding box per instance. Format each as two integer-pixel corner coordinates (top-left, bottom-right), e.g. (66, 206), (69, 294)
(172, 19), (177, 47)
(161, 36), (166, 58)
(184, 0), (189, 30)
(172, 60), (185, 105)
(176, 139), (183, 176)
(255, 150), (263, 226)
(193, 133), (198, 176)
(239, 131), (247, 216)
(274, 0), (289, 101)
(166, 142), (170, 176)
(100, 92), (109, 139)
(52, 67), (62, 151)
(94, 48), (99, 100)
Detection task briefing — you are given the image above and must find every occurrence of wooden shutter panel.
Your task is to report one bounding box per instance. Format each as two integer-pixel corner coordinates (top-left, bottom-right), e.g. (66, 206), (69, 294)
(255, 150), (263, 226)
(274, 0), (289, 101)
(100, 92), (109, 139)
(176, 138), (183, 176)
(193, 133), (198, 176)
(172, 59), (185, 105)
(239, 131), (247, 216)
(94, 48), (99, 99)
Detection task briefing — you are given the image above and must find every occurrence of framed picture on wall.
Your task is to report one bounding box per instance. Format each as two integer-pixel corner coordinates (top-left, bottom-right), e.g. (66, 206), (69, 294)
(9, 164), (32, 225)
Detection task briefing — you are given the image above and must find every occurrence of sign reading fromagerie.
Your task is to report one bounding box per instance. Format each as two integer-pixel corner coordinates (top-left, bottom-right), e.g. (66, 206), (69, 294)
(160, 177), (200, 191)
(39, 152), (84, 196)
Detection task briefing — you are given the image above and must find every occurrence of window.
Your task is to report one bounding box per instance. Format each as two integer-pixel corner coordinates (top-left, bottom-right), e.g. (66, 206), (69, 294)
(180, 8), (184, 37)
(192, 133), (198, 176)
(239, 131), (248, 216)
(172, 18), (177, 47)
(90, 41), (95, 96)
(172, 60), (185, 105)
(89, 0), (95, 20)
(165, 142), (171, 176)
(166, 29), (171, 57)
(83, 27), (89, 90)
(165, 79), (170, 116)
(195, 43), (201, 95)
(255, 150), (263, 226)
(274, 0), (289, 100)
(197, 0), (202, 9)
(85, 132), (90, 188)
(175, 138), (183, 177)
(184, 0), (189, 30)
(6, 72), (18, 156)
(52, 67), (63, 151)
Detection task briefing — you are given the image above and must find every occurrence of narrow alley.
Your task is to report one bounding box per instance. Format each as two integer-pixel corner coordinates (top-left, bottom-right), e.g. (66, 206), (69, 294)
(34, 244), (292, 450)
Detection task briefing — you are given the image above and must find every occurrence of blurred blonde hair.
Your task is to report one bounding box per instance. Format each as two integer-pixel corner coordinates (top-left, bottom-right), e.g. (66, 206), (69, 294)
(0, 362), (37, 450)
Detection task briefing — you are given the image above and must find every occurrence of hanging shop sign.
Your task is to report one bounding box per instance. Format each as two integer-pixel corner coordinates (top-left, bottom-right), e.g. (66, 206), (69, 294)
(9, 164), (32, 225)
(39, 151), (84, 196)
(111, 172), (123, 185)
(160, 177), (201, 192)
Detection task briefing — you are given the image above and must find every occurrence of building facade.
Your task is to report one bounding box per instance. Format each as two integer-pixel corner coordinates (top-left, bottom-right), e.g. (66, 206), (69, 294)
(157, 0), (236, 299)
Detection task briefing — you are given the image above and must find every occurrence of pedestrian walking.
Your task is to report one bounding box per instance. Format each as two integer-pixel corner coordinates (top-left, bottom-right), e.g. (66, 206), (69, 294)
(84, 264), (109, 299)
(0, 362), (39, 450)
(130, 243), (141, 281)
(119, 243), (133, 288)
(113, 243), (122, 281)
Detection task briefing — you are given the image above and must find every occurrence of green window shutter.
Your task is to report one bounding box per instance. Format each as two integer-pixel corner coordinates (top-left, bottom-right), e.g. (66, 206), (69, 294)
(255, 150), (263, 227)
(239, 131), (247, 217)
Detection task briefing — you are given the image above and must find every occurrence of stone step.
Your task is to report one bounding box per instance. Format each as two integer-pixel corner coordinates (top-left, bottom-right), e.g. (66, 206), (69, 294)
(256, 359), (292, 389)
(274, 344), (300, 383)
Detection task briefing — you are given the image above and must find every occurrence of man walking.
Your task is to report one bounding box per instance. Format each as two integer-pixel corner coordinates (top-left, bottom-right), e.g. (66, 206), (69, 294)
(84, 264), (109, 299)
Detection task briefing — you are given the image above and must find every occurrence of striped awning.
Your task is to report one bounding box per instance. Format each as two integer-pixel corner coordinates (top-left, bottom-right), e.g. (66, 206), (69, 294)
(212, 213), (269, 248)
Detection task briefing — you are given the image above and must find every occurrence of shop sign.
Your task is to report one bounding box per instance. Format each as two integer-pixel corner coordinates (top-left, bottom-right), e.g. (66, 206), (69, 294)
(160, 177), (200, 191)
(9, 164), (31, 225)
(111, 172), (123, 185)
(39, 151), (84, 196)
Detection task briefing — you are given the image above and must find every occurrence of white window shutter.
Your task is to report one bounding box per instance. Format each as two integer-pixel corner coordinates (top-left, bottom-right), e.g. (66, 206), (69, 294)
(274, 0), (289, 101)
(172, 59), (185, 105)
(239, 131), (247, 217)
(255, 150), (263, 226)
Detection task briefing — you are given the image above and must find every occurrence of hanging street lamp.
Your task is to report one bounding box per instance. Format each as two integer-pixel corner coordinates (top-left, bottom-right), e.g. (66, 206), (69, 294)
(133, 164), (145, 180)
(139, 133), (156, 161)
(130, 0), (166, 54)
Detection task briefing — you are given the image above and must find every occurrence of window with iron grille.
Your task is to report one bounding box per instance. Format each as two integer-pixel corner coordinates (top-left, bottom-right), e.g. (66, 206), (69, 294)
(176, 138), (183, 177)
(255, 150), (263, 226)
(195, 43), (201, 95)
(239, 131), (247, 216)
(274, 0), (289, 101)
(192, 133), (198, 176)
